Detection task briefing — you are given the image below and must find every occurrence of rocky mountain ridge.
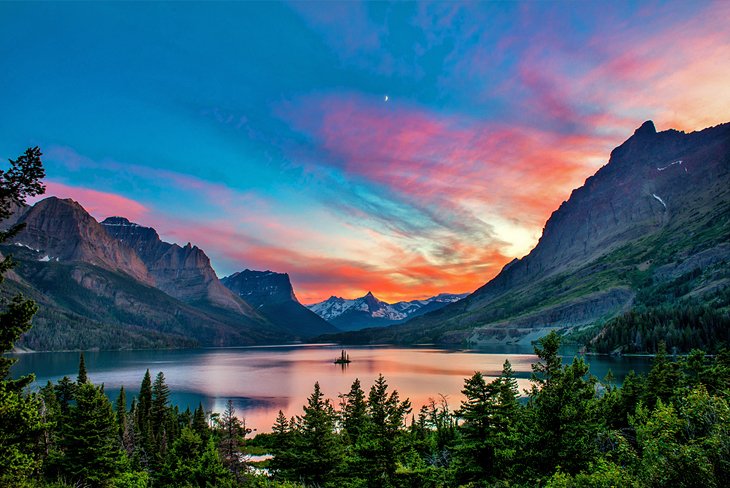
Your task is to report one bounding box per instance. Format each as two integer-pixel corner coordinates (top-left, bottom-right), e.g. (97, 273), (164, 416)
(101, 216), (255, 316)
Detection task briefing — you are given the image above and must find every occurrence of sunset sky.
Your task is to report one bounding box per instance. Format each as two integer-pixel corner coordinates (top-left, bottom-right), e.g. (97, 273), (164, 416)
(1, 1), (729, 304)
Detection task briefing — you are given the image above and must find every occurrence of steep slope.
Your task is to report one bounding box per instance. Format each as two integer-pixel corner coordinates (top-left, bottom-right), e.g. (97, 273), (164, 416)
(11, 198), (153, 285)
(221, 270), (338, 338)
(2, 198), (288, 350)
(325, 121), (730, 345)
(308, 292), (468, 331)
(101, 217), (257, 317)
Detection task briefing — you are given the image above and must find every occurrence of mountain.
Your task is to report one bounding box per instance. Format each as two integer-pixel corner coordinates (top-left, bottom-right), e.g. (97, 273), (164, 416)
(101, 217), (255, 317)
(9, 198), (153, 285)
(322, 121), (730, 345)
(0, 197), (295, 350)
(221, 269), (339, 337)
(308, 292), (468, 331)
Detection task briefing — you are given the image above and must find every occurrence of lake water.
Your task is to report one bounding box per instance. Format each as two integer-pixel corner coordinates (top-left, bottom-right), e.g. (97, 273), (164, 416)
(9, 344), (652, 432)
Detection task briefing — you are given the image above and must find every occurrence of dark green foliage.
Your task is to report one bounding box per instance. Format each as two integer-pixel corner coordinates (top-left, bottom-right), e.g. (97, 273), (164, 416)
(58, 382), (124, 484)
(340, 378), (368, 445)
(359, 374), (412, 487)
(523, 331), (599, 479)
(77, 352), (88, 384)
(292, 382), (343, 486)
(217, 399), (250, 482)
(591, 293), (730, 354)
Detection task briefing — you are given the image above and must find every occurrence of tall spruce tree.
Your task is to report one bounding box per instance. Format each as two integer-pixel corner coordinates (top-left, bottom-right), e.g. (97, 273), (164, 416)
(341, 377), (368, 445)
(76, 353), (88, 384)
(136, 369), (153, 464)
(362, 374), (412, 487)
(218, 399), (249, 482)
(59, 382), (124, 484)
(293, 382), (343, 486)
(523, 331), (599, 479)
(0, 147), (46, 484)
(456, 371), (499, 480)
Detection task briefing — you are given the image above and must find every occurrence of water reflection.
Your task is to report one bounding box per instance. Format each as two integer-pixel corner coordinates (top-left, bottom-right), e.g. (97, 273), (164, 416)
(9, 344), (651, 432)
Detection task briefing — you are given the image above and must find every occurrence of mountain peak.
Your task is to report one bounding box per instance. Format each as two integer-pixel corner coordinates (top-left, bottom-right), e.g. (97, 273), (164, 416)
(633, 120), (656, 137)
(101, 216), (138, 227)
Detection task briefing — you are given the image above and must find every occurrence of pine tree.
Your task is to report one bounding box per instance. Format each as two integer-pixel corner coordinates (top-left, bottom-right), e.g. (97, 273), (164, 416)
(59, 382), (124, 484)
(523, 331), (599, 479)
(294, 382), (343, 485)
(646, 341), (681, 408)
(76, 352), (88, 384)
(115, 386), (127, 435)
(135, 369), (153, 465)
(269, 410), (296, 481)
(341, 377), (368, 445)
(456, 371), (499, 480)
(151, 372), (170, 440)
(362, 374), (412, 487)
(0, 147), (46, 484)
(54, 376), (75, 414)
(217, 399), (249, 481)
(192, 403), (208, 439)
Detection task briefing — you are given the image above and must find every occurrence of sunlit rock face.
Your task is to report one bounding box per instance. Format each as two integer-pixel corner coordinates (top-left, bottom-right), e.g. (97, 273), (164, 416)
(10, 197), (153, 285)
(101, 216), (256, 317)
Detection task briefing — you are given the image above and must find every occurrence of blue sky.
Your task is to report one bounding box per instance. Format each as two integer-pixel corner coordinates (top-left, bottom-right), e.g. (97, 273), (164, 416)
(1, 1), (728, 303)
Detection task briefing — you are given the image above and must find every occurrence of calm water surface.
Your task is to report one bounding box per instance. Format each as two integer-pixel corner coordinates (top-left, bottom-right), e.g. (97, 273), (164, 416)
(10, 344), (652, 432)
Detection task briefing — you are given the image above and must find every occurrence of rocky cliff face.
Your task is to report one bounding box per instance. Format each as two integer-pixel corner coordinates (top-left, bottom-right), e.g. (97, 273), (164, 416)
(326, 121), (730, 345)
(101, 217), (256, 317)
(9, 198), (153, 285)
(222, 270), (338, 338)
(221, 269), (297, 307)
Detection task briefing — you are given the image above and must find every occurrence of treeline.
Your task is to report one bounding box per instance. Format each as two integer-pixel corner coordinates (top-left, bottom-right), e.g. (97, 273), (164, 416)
(590, 293), (730, 354)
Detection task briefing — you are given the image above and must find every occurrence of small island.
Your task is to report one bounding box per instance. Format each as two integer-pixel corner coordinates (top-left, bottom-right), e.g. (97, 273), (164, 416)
(334, 349), (351, 364)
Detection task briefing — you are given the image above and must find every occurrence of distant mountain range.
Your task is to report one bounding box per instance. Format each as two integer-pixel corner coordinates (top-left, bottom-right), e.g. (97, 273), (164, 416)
(321, 121), (730, 346)
(0, 198), (338, 350)
(307, 291), (468, 331)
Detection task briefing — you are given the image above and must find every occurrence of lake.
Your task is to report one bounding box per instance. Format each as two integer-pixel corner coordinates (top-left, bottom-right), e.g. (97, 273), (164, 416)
(9, 344), (652, 432)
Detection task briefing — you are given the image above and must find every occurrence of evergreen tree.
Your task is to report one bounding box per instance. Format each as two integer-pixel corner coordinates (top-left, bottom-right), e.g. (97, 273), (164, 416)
(341, 377), (368, 445)
(456, 371), (498, 480)
(293, 382), (343, 486)
(135, 369), (153, 466)
(54, 376), (75, 414)
(0, 147), (46, 484)
(115, 385), (127, 436)
(59, 382), (124, 484)
(523, 331), (599, 480)
(361, 374), (412, 487)
(192, 402), (208, 439)
(218, 399), (249, 482)
(151, 371), (171, 449)
(646, 341), (681, 408)
(269, 410), (297, 481)
(76, 352), (88, 384)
